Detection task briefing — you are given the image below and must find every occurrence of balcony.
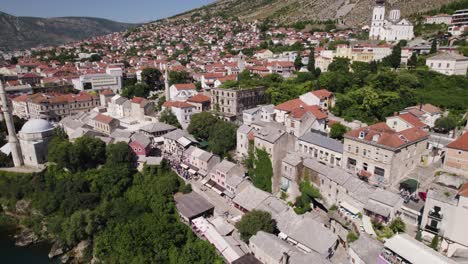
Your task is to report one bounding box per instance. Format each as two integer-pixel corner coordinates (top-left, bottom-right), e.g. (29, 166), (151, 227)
(428, 211), (443, 220)
(424, 224), (440, 234)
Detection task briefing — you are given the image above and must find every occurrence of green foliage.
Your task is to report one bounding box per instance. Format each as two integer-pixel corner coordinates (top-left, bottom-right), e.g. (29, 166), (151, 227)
(160, 109), (182, 128)
(105, 142), (137, 168)
(169, 71), (192, 85)
(430, 235), (439, 251)
(388, 217), (406, 233)
(187, 112), (219, 140)
(329, 123), (348, 141)
(434, 116), (457, 133)
(382, 43), (402, 69)
(141, 68), (163, 90)
(328, 57), (350, 73)
(416, 228), (422, 241)
(236, 210), (276, 242)
(48, 136), (106, 172)
(247, 148), (273, 193)
(347, 232), (359, 243)
(294, 179), (321, 214)
(121, 83), (151, 98)
(89, 54), (102, 62)
(0, 152), (13, 168)
(294, 54), (303, 70)
(329, 204), (338, 211)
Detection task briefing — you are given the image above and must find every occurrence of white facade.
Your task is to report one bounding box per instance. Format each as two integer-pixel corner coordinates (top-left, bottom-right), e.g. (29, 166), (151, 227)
(73, 72), (122, 92)
(426, 52), (468, 75)
(18, 119), (55, 167)
(369, 3), (414, 41)
(425, 14), (452, 25)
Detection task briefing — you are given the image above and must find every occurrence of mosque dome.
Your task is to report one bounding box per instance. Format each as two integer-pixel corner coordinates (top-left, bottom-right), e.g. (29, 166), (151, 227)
(20, 119), (54, 134)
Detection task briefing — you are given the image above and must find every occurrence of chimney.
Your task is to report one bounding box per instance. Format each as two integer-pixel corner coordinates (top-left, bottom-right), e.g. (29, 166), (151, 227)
(419, 103), (423, 111)
(394, 112), (399, 116)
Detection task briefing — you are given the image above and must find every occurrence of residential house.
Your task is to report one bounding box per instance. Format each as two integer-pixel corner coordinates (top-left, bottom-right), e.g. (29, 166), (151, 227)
(187, 93), (211, 113)
(348, 234), (383, 264)
(129, 132), (152, 157)
(444, 132), (468, 176)
(420, 182), (468, 257)
(130, 97), (154, 121)
(297, 132), (343, 167)
(108, 95), (131, 118)
(92, 114), (120, 135)
(299, 89), (335, 110)
(209, 159), (245, 197)
(426, 52), (468, 75)
(385, 112), (427, 132)
(183, 146), (220, 178)
(162, 101), (195, 129)
(162, 129), (198, 158)
(211, 86), (267, 121)
(363, 188), (403, 223)
(401, 104), (442, 128)
(343, 122), (429, 187)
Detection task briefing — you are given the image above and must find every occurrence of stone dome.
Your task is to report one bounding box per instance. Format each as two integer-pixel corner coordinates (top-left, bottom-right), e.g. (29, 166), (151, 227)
(20, 119), (54, 134)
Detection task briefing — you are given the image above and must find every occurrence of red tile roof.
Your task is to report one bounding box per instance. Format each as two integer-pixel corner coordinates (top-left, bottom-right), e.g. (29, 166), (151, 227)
(346, 122), (429, 149)
(163, 101), (194, 109)
(275, 98), (306, 112)
(173, 83), (196, 90)
(397, 113), (426, 128)
(459, 183), (468, 198)
(290, 105), (327, 120)
(447, 132), (468, 151)
(12, 94), (30, 102)
(187, 94), (210, 103)
(94, 114), (115, 124)
(311, 89), (333, 99)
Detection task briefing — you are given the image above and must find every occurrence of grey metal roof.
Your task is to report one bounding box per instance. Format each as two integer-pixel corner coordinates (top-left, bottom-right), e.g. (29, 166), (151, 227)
(369, 189), (402, 207)
(175, 192), (214, 219)
(233, 184), (270, 211)
(237, 124), (253, 134)
(131, 132), (151, 147)
(255, 126), (285, 144)
(428, 52), (468, 61)
(298, 132), (343, 153)
(140, 122), (176, 133)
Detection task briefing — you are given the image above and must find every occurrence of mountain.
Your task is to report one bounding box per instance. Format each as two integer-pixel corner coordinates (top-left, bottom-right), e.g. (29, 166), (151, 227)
(171, 0), (458, 26)
(0, 11), (137, 51)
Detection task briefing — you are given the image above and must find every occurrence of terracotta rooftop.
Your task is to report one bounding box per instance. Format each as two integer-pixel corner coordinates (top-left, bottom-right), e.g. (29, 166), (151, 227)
(93, 114), (115, 124)
(311, 89), (333, 99)
(173, 83), (196, 90)
(397, 113), (426, 128)
(187, 94), (210, 103)
(275, 98), (306, 112)
(345, 122), (429, 149)
(447, 132), (468, 151)
(163, 101), (194, 109)
(459, 183), (468, 198)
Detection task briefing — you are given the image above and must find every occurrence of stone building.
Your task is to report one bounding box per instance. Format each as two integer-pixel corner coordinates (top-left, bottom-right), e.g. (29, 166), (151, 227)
(211, 86), (267, 121)
(343, 122), (428, 187)
(18, 119), (55, 167)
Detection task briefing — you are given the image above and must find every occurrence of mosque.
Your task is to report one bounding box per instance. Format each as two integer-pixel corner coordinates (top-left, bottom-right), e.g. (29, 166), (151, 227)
(0, 81), (54, 168)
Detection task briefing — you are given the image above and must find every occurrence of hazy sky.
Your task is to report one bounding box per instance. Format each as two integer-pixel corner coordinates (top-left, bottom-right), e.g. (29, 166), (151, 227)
(1, 0), (215, 23)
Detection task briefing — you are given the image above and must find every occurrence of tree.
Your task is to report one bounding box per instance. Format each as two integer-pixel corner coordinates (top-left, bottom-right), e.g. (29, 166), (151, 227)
(328, 57), (350, 73)
(370, 60), (378, 73)
(141, 68), (163, 90)
(430, 39), (438, 54)
(434, 116), (457, 133)
(10, 56), (18, 65)
(382, 43), (402, 69)
(415, 228), (422, 241)
(169, 71), (192, 85)
(294, 54), (303, 71)
(307, 47), (316, 74)
(408, 53), (418, 68)
(70, 136), (106, 171)
(187, 112), (219, 140)
(329, 123), (348, 141)
(236, 210), (276, 242)
(90, 54), (102, 62)
(347, 232), (358, 243)
(0, 152), (13, 167)
(106, 142), (137, 167)
(121, 83), (151, 98)
(208, 121), (237, 157)
(389, 217), (406, 233)
(160, 109), (182, 128)
(48, 137), (72, 169)
(430, 235), (439, 251)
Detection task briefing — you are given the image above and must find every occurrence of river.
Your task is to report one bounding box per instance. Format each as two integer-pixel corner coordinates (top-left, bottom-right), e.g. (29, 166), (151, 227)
(0, 224), (55, 264)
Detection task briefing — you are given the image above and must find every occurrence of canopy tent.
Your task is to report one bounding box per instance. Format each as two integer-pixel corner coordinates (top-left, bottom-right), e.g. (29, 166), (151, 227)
(400, 178), (419, 193)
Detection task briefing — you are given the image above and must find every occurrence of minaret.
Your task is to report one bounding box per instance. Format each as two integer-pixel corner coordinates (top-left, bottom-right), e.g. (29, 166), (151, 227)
(0, 81), (23, 167)
(164, 68), (170, 100)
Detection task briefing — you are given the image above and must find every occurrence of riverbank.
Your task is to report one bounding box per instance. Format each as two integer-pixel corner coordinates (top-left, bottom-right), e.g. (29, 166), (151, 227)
(0, 221), (54, 264)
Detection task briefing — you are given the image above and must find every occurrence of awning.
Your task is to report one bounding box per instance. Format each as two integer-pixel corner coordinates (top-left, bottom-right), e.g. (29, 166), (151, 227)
(340, 201), (360, 215)
(153, 137), (164, 143)
(205, 179), (215, 188)
(200, 178), (210, 185)
(212, 184), (225, 195)
(198, 170), (208, 177)
(181, 163), (189, 169)
(400, 178), (419, 193)
(188, 169), (197, 175)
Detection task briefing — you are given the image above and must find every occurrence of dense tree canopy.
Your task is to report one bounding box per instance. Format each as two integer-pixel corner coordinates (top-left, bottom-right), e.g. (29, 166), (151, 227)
(246, 147), (273, 193)
(330, 123), (349, 141)
(141, 68), (163, 90)
(236, 210), (276, 242)
(160, 109), (182, 128)
(121, 83), (151, 98)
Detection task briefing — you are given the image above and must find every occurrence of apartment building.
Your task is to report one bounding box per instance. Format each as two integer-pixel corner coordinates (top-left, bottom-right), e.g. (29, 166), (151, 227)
(444, 132), (468, 177)
(297, 132), (343, 167)
(426, 52), (468, 76)
(343, 122), (428, 187)
(12, 92), (100, 121)
(92, 114), (120, 135)
(211, 86), (267, 121)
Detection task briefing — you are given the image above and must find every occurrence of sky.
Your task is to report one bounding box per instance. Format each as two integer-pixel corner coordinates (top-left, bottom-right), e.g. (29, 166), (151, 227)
(1, 0), (215, 23)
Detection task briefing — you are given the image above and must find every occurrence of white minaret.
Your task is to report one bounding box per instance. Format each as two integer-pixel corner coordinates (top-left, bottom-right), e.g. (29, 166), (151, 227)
(0, 81), (23, 167)
(164, 67), (170, 100)
(370, 0), (386, 40)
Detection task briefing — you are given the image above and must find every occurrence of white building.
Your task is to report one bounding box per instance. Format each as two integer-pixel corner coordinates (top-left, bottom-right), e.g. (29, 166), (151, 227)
(72, 68), (122, 93)
(369, 1), (414, 41)
(162, 101), (195, 129)
(18, 119), (55, 167)
(169, 83), (198, 101)
(426, 52), (468, 76)
(425, 14), (452, 25)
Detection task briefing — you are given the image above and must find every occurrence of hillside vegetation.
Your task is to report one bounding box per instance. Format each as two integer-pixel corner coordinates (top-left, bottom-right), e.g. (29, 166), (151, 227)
(0, 12), (137, 51)
(171, 0), (458, 27)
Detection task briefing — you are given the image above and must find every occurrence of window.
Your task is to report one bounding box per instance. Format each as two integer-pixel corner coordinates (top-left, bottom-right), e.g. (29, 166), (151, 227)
(363, 163), (368, 171)
(374, 167), (385, 177)
(355, 146), (359, 154)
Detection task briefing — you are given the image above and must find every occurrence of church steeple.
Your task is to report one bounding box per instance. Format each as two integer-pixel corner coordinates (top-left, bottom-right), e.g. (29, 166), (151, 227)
(0, 81), (23, 167)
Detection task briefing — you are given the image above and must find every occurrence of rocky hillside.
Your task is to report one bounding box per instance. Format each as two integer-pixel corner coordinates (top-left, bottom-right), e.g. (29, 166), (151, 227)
(0, 11), (137, 51)
(172, 0), (458, 26)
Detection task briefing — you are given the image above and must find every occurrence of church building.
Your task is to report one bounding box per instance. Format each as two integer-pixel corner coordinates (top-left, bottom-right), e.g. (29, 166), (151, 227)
(369, 0), (414, 41)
